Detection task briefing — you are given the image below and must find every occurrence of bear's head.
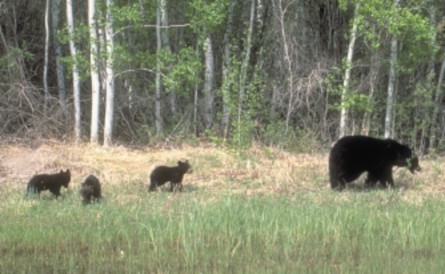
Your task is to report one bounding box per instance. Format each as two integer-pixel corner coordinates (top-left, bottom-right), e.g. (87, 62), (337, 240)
(406, 155), (421, 174)
(389, 142), (421, 173)
(60, 169), (71, 187)
(178, 160), (192, 174)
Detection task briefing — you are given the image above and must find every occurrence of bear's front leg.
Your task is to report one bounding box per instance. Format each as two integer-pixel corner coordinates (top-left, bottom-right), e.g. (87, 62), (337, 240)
(170, 182), (183, 192)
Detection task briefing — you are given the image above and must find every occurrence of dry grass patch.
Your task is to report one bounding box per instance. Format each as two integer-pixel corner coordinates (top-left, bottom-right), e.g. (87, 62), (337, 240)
(0, 141), (444, 202)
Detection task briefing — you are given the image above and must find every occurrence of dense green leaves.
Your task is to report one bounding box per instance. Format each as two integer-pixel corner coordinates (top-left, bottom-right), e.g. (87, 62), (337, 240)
(188, 0), (228, 33)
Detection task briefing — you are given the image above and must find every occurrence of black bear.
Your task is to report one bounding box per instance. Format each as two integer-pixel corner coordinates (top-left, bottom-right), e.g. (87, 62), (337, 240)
(329, 136), (421, 190)
(26, 169), (71, 197)
(79, 175), (102, 204)
(149, 160), (192, 192)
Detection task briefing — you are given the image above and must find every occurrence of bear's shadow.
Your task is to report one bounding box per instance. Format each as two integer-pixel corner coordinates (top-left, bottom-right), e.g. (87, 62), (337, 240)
(154, 184), (200, 193)
(340, 172), (416, 192)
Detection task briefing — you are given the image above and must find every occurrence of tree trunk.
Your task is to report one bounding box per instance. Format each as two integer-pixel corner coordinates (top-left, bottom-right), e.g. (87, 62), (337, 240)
(239, 0), (255, 109)
(222, 0), (236, 140)
(43, 0), (50, 116)
(361, 52), (379, 136)
(339, 3), (359, 138)
(415, 3), (436, 152)
(66, 0), (81, 142)
(155, 0), (163, 136)
(52, 0), (66, 112)
(278, 0), (294, 134)
(384, 0), (401, 139)
(430, 55), (445, 149)
(159, 0), (176, 116)
(237, 0), (255, 143)
(193, 83), (198, 135)
(89, 0), (101, 144)
(276, 0), (295, 133)
(203, 35), (215, 130)
(384, 36), (398, 138)
(103, 0), (115, 147)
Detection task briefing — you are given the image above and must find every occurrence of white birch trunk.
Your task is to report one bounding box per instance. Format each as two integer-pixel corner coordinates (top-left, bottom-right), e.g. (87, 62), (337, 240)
(193, 83), (198, 135)
(66, 0), (81, 142)
(43, 0), (50, 116)
(203, 35), (215, 129)
(103, 0), (115, 147)
(89, 0), (101, 144)
(339, 3), (359, 138)
(361, 53), (378, 136)
(384, 0), (401, 139)
(384, 37), (398, 139)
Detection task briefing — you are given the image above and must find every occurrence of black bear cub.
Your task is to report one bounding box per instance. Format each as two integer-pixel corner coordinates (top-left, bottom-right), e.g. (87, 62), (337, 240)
(26, 169), (71, 197)
(149, 160), (192, 192)
(329, 135), (421, 190)
(79, 175), (102, 204)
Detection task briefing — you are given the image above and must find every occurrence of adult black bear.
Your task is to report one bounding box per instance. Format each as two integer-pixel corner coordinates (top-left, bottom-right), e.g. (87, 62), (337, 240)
(26, 169), (71, 197)
(79, 175), (102, 204)
(329, 136), (420, 190)
(149, 160), (192, 192)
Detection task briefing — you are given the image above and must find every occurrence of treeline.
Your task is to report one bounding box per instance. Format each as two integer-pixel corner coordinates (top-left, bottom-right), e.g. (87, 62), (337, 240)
(0, 0), (444, 152)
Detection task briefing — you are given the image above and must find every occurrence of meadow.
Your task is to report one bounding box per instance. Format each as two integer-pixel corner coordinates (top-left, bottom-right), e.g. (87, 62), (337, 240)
(1, 141), (445, 273)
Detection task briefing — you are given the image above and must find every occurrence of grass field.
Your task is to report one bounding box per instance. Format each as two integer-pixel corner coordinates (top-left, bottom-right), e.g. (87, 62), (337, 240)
(1, 141), (445, 273)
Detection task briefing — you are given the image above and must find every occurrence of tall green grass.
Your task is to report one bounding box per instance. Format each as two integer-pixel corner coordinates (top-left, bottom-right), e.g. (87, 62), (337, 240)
(1, 188), (445, 273)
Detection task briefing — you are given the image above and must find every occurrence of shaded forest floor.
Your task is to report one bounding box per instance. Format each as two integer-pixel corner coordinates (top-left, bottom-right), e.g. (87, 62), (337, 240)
(0, 140), (444, 201)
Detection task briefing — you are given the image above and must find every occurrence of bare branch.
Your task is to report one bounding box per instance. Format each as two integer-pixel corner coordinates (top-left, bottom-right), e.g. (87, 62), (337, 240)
(114, 23), (190, 37)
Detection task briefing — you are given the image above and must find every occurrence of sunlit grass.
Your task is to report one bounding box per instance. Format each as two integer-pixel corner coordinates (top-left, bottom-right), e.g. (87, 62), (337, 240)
(2, 189), (445, 273)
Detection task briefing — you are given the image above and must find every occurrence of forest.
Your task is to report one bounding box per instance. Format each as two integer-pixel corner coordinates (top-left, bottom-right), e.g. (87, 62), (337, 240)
(1, 0), (444, 151)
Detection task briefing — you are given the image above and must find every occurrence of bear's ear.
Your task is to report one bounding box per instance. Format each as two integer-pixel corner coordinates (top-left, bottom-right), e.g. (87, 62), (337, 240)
(178, 161), (182, 165)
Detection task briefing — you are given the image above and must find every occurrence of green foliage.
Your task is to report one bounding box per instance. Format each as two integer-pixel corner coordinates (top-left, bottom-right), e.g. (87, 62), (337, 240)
(188, 0), (228, 37)
(393, 80), (435, 144)
(263, 121), (288, 144)
(59, 21), (91, 81)
(135, 124), (158, 144)
(231, 119), (256, 149)
(231, 71), (266, 150)
(163, 47), (203, 97)
(341, 0), (435, 71)
(325, 67), (371, 113)
(0, 46), (34, 76)
(262, 123), (323, 152)
(59, 22), (89, 47)
(342, 92), (371, 112)
(61, 54), (90, 81)
(112, 3), (146, 27)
